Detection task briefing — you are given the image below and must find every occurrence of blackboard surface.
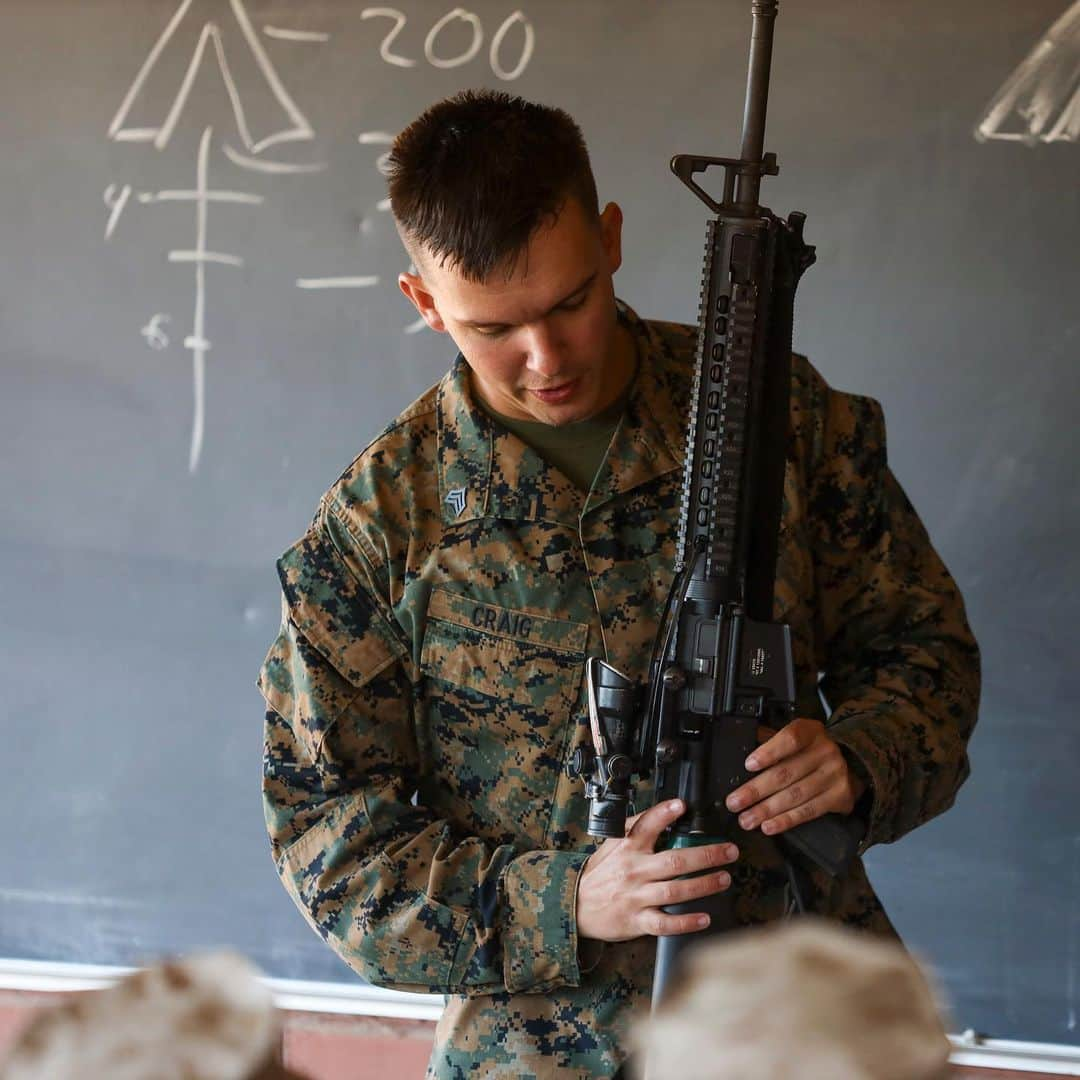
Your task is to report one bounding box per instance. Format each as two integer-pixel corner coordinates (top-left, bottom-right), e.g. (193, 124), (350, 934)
(2, 0), (1078, 1046)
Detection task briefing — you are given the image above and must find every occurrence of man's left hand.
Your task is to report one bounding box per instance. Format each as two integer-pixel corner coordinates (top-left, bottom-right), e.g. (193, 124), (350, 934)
(724, 717), (865, 836)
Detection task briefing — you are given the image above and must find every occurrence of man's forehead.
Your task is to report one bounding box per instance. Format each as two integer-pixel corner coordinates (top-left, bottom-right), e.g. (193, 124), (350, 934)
(418, 231), (591, 310)
(443, 266), (595, 327)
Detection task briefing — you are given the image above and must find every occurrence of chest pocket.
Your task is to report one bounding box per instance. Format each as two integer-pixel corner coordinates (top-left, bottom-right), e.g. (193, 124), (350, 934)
(419, 587), (588, 847)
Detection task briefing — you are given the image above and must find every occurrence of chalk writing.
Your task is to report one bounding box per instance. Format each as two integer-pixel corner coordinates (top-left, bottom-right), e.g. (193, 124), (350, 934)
(141, 314), (171, 350)
(490, 11), (534, 81)
(976, 0), (1080, 145)
(262, 26), (331, 44)
(171, 127), (257, 472)
(296, 277), (380, 289)
(221, 145), (327, 174)
(137, 189), (264, 207)
(103, 183), (133, 240)
(108, 0), (317, 161)
(360, 7), (534, 80)
(106, 2), (538, 470)
(108, 1), (324, 471)
(360, 8), (416, 68)
(425, 9), (483, 69)
(358, 131), (396, 198)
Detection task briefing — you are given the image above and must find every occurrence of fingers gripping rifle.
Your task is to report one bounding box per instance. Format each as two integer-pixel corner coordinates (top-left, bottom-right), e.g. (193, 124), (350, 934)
(568, 0), (864, 1005)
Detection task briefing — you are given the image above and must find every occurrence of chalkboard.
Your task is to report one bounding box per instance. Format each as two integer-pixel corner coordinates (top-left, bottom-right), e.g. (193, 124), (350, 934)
(2, 0), (1078, 1048)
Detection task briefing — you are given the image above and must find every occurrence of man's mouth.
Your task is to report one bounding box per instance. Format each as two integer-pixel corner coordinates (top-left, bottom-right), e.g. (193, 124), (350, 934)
(528, 379), (580, 404)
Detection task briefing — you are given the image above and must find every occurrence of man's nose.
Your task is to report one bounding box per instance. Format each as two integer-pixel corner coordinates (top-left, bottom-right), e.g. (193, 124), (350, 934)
(523, 322), (565, 378)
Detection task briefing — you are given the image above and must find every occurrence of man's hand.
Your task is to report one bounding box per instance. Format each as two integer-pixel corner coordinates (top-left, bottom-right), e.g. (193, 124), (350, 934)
(724, 717), (866, 837)
(576, 799), (738, 943)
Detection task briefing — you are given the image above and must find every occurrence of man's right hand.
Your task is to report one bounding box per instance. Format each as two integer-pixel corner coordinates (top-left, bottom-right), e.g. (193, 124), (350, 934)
(575, 799), (739, 943)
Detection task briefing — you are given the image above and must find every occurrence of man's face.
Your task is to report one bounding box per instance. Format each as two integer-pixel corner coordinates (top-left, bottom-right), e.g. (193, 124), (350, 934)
(398, 198), (635, 425)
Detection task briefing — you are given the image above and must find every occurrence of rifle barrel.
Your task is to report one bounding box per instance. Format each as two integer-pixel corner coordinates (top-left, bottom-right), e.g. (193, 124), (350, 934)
(737, 0), (779, 211)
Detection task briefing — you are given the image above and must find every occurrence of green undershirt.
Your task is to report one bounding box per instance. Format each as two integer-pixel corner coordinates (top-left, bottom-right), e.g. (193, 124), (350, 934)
(477, 387), (632, 492)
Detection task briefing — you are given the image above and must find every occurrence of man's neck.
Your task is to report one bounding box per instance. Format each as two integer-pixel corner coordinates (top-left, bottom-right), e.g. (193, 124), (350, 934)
(601, 319), (638, 415)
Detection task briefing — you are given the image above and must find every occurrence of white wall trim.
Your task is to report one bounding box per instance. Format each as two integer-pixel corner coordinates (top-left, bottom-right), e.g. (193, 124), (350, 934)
(948, 1030), (1080, 1075)
(0, 958), (443, 1022)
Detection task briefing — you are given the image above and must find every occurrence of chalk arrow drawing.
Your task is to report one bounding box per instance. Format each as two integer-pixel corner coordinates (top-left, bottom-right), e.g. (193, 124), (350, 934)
(107, 0), (316, 162)
(144, 126), (260, 473)
(976, 0), (1080, 145)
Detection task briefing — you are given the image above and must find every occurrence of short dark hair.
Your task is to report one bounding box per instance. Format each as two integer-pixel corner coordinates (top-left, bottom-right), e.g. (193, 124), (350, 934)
(387, 89), (600, 282)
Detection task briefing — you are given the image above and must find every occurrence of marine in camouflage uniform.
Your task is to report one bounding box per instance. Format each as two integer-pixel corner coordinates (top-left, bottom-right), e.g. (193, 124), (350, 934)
(259, 300), (980, 1079)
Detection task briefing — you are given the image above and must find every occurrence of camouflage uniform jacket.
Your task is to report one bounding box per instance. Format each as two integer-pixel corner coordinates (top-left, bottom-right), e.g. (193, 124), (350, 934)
(259, 302), (979, 1079)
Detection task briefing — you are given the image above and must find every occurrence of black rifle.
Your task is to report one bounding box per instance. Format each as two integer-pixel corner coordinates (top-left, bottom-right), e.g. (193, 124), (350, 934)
(569, 0), (864, 1005)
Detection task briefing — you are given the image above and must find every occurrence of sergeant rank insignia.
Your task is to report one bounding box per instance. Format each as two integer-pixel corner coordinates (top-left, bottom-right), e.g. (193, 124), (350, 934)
(445, 487), (468, 517)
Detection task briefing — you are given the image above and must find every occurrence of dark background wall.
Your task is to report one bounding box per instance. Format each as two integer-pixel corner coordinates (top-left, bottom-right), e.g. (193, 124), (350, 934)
(2, 0), (1078, 1045)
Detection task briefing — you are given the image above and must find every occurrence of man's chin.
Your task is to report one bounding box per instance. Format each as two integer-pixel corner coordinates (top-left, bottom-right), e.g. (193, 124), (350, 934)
(528, 400), (596, 427)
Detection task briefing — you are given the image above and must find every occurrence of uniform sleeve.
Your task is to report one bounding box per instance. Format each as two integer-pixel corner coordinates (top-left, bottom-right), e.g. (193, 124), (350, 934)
(259, 510), (591, 996)
(808, 387), (981, 850)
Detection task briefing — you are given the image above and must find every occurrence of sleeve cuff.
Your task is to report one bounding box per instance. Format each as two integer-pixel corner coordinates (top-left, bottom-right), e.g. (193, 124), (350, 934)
(574, 854), (606, 975)
(501, 849), (590, 993)
(829, 720), (894, 852)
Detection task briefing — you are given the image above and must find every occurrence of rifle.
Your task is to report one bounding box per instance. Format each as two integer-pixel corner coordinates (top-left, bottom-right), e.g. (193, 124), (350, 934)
(569, 0), (864, 1005)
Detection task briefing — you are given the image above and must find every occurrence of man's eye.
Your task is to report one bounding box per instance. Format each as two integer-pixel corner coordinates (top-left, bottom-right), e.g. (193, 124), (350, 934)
(559, 294), (587, 312)
(477, 326), (509, 338)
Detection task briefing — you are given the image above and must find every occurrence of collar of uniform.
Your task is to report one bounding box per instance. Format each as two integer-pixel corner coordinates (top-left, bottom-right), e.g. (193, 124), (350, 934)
(435, 301), (688, 527)
(436, 355), (585, 526)
(436, 360), (493, 525)
(582, 302), (687, 516)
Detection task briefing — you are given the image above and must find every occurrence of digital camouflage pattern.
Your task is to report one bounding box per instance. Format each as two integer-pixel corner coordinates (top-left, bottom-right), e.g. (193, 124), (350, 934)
(259, 302), (980, 1079)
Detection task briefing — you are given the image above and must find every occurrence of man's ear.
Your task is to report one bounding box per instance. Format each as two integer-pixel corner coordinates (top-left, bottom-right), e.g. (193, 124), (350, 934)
(599, 202), (624, 275)
(398, 271), (447, 333)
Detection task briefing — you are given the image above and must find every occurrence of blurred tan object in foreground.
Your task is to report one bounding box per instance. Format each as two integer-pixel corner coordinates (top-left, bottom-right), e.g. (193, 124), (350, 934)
(1, 951), (304, 1080)
(635, 918), (952, 1080)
